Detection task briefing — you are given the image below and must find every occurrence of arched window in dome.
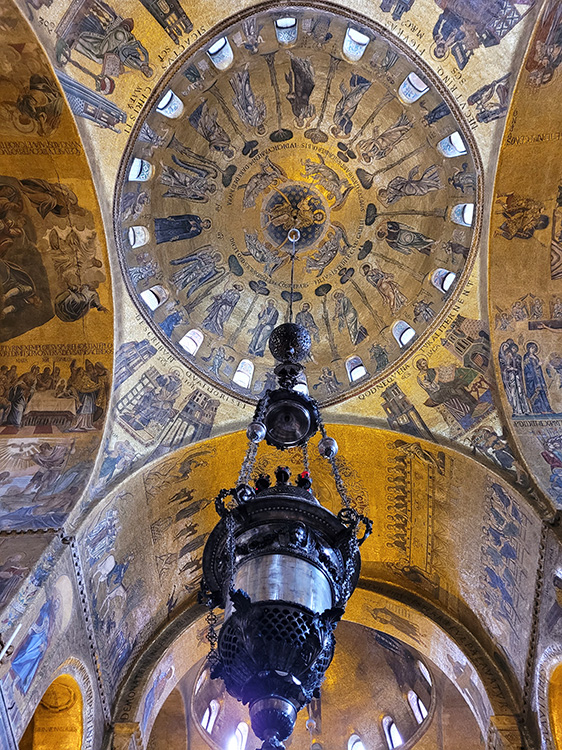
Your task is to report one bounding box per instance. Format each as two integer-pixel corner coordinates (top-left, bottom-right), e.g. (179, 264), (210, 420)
(407, 690), (428, 724)
(348, 734), (366, 750)
(436, 131), (467, 158)
(451, 203), (474, 227)
(398, 72), (429, 104)
(431, 268), (457, 294)
(207, 36), (234, 70)
(345, 356), (367, 382)
(232, 359), (254, 389)
(128, 226), (149, 249)
(417, 659), (432, 687)
(228, 722), (249, 750)
(201, 699), (220, 733)
(275, 17), (298, 44)
(128, 157), (153, 182)
(178, 329), (204, 356)
(343, 26), (370, 61)
(140, 285), (168, 311)
(392, 320), (416, 348)
(382, 716), (403, 749)
(156, 89), (184, 119)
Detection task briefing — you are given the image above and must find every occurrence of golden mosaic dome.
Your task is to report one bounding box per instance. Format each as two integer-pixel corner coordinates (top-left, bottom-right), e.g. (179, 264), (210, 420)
(114, 5), (480, 404)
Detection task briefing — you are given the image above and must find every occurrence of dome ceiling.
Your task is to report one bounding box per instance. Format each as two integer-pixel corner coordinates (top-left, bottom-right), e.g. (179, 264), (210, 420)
(115, 6), (480, 404)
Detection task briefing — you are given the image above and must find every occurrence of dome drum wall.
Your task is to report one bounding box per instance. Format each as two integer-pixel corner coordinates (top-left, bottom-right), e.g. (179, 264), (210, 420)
(113, 2), (482, 407)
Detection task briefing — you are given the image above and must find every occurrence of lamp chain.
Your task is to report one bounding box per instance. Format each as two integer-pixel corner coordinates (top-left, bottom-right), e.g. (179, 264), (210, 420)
(318, 415), (352, 510)
(237, 442), (258, 486)
(237, 392), (269, 486)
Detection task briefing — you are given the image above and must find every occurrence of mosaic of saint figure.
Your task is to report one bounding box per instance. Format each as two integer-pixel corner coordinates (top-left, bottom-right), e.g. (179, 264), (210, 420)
(358, 113), (413, 163)
(331, 74), (371, 137)
(333, 291), (367, 345)
(201, 345), (234, 377)
(313, 366), (342, 395)
(248, 299), (279, 356)
(377, 221), (435, 255)
(154, 214), (211, 244)
(415, 357), (479, 422)
(57, 15), (152, 79)
(10, 599), (54, 694)
(122, 190), (149, 221)
(160, 165), (216, 202)
(188, 101), (234, 158)
(468, 73), (511, 123)
(285, 54), (316, 127)
(422, 101), (450, 126)
(242, 17), (263, 54)
(448, 163), (476, 193)
(432, 0), (534, 68)
(230, 66), (266, 133)
(129, 253), (160, 285)
(378, 165), (443, 205)
(523, 342), (553, 414)
(169, 247), (224, 297)
(295, 302), (320, 342)
(525, 0), (562, 87)
(361, 263), (407, 314)
(370, 343), (389, 373)
(443, 239), (470, 265)
(306, 225), (350, 275)
(301, 155), (352, 210)
(495, 193), (549, 240)
(498, 339), (529, 416)
(242, 157), (287, 209)
(202, 284), (243, 337)
(242, 231), (285, 276)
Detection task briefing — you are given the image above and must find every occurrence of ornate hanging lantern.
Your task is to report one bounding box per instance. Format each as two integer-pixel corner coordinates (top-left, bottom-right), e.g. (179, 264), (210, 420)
(199, 230), (372, 750)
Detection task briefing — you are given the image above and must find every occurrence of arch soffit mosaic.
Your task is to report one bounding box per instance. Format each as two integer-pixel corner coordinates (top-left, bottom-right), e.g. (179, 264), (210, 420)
(76, 426), (542, 721)
(0, 0), (114, 530)
(489, 0), (562, 512)
(113, 585), (513, 749)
